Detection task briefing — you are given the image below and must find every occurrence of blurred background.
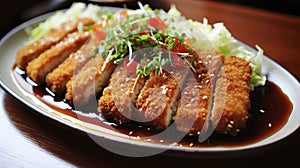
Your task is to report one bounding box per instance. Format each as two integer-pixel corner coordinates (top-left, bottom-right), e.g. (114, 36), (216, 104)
(0, 0), (299, 38)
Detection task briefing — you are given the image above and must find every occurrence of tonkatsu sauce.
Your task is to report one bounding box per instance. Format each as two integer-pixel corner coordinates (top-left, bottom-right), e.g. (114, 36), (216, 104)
(12, 67), (293, 147)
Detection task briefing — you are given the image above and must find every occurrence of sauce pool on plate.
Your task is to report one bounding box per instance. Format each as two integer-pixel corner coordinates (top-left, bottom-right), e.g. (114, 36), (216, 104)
(13, 67), (293, 147)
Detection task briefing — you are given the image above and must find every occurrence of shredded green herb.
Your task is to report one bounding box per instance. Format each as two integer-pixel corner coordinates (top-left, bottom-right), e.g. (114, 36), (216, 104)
(95, 10), (194, 77)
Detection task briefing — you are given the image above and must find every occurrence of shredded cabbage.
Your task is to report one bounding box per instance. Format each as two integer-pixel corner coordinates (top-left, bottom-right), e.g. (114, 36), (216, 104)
(163, 4), (266, 88)
(25, 2), (102, 44)
(25, 2), (266, 88)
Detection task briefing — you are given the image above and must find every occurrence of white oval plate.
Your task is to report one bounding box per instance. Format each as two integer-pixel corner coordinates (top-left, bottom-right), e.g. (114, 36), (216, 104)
(0, 9), (299, 157)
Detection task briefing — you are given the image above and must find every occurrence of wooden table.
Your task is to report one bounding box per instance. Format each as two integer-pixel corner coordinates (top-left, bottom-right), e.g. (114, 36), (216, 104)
(1, 0), (299, 167)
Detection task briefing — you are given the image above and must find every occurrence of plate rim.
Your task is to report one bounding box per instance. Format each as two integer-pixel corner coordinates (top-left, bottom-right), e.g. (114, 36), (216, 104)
(1, 7), (299, 157)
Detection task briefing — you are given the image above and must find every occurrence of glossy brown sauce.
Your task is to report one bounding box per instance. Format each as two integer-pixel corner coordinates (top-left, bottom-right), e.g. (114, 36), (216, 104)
(13, 67), (293, 147)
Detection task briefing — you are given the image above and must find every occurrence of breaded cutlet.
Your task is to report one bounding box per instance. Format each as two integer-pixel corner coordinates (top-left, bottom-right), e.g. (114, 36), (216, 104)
(175, 51), (222, 135)
(16, 18), (94, 69)
(26, 31), (90, 85)
(98, 66), (146, 124)
(211, 55), (252, 135)
(65, 54), (116, 106)
(136, 67), (189, 130)
(46, 35), (97, 94)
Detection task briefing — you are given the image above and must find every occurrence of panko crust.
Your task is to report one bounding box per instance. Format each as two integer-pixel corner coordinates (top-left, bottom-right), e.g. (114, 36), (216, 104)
(98, 66), (146, 124)
(16, 18), (94, 69)
(65, 54), (116, 106)
(46, 36), (97, 94)
(211, 55), (252, 135)
(26, 31), (90, 85)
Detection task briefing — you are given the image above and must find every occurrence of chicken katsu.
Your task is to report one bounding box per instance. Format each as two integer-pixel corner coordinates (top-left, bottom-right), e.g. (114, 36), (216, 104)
(175, 51), (222, 135)
(65, 54), (116, 106)
(26, 31), (91, 85)
(15, 18), (94, 69)
(13, 3), (266, 138)
(211, 56), (252, 135)
(98, 66), (146, 124)
(135, 67), (189, 130)
(46, 35), (97, 94)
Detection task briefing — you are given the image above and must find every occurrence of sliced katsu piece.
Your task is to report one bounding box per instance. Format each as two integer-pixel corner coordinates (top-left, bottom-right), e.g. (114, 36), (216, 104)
(135, 67), (189, 130)
(26, 31), (91, 85)
(16, 18), (94, 69)
(65, 54), (116, 106)
(175, 51), (222, 135)
(46, 35), (97, 94)
(98, 66), (146, 124)
(211, 55), (252, 135)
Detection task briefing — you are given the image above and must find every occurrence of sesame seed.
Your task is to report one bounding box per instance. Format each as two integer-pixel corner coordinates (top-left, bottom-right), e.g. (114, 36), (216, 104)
(202, 95), (208, 100)
(259, 109), (265, 113)
(268, 123), (272, 128)
(194, 85), (201, 89)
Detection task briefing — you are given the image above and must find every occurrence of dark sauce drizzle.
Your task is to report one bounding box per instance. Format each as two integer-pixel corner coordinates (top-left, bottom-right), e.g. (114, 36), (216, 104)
(13, 67), (293, 147)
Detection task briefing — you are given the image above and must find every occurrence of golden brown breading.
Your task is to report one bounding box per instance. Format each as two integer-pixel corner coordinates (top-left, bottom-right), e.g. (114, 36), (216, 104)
(16, 18), (94, 69)
(98, 66), (146, 124)
(211, 55), (252, 135)
(26, 31), (90, 85)
(175, 74), (213, 135)
(46, 36), (97, 94)
(65, 54), (116, 106)
(135, 67), (189, 130)
(175, 51), (222, 135)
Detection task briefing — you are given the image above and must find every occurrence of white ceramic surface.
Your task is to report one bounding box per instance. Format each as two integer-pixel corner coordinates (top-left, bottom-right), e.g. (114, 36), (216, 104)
(0, 9), (299, 157)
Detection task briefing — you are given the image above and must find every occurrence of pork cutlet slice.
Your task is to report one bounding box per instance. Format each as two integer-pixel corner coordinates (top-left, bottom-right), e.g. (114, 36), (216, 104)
(16, 18), (94, 69)
(135, 67), (189, 130)
(98, 66), (146, 124)
(175, 51), (222, 135)
(26, 31), (91, 85)
(211, 55), (252, 135)
(65, 54), (116, 106)
(46, 35), (97, 94)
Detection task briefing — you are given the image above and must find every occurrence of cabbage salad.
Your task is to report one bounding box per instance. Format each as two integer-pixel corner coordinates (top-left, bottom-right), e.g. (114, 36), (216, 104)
(25, 2), (266, 89)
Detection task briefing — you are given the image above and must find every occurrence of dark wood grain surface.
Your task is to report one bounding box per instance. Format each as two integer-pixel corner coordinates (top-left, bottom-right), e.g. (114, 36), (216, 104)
(1, 0), (299, 167)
